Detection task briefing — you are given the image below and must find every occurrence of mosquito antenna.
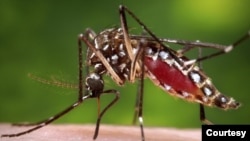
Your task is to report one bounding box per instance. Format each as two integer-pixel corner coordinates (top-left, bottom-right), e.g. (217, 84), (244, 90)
(27, 73), (78, 89)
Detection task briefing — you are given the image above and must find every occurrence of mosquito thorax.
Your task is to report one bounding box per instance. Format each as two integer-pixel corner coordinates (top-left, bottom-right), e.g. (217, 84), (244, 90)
(88, 28), (134, 84)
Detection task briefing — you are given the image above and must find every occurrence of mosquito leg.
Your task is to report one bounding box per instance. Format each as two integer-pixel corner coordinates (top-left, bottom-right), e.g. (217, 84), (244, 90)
(1, 95), (90, 137)
(119, 5), (133, 61)
(78, 29), (97, 99)
(120, 6), (147, 135)
(196, 31), (249, 62)
(132, 36), (147, 125)
(200, 104), (213, 125)
(119, 5), (140, 126)
(131, 38), (148, 140)
(132, 86), (140, 125)
(158, 38), (228, 52)
(170, 31), (248, 63)
(132, 103), (139, 125)
(78, 32), (84, 100)
(160, 31), (250, 61)
(84, 28), (97, 40)
(197, 47), (213, 125)
(93, 89), (120, 139)
(119, 5), (184, 67)
(172, 31), (250, 62)
(80, 30), (122, 139)
(119, 5), (140, 82)
(132, 39), (147, 126)
(138, 39), (146, 141)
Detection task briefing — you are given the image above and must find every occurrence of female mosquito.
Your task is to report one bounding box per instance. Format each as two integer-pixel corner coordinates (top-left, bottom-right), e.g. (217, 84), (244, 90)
(2, 5), (249, 141)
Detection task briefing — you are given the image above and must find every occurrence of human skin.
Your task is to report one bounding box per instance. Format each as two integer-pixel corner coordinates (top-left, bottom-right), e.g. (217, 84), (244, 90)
(0, 124), (201, 141)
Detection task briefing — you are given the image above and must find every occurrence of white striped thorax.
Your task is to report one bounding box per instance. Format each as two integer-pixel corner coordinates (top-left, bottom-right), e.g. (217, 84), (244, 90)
(87, 27), (240, 110)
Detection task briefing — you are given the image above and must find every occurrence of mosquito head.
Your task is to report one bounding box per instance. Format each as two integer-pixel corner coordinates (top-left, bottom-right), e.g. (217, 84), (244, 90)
(85, 73), (104, 97)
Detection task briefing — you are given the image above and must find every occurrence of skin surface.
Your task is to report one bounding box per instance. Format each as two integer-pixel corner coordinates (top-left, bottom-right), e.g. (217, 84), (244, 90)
(0, 124), (201, 141)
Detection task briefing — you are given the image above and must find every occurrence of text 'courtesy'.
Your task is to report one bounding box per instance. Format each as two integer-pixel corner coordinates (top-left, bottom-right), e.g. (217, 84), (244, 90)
(202, 125), (250, 141)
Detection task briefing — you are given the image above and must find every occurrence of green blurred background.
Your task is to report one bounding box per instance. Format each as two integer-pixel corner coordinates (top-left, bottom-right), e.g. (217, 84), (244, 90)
(0, 0), (250, 130)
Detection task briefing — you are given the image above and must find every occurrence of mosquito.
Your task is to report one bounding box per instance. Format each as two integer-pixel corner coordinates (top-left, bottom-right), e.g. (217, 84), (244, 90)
(2, 5), (249, 141)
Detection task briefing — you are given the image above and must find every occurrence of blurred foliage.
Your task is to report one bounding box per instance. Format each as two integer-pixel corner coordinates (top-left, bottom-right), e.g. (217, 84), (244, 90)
(0, 0), (250, 130)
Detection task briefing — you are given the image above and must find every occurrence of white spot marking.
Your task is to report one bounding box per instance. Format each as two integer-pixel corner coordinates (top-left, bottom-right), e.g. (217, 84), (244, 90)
(163, 83), (171, 91)
(48, 116), (54, 121)
(220, 96), (227, 103)
(103, 34), (108, 40)
(118, 28), (122, 32)
(139, 117), (143, 124)
(79, 33), (84, 38)
(190, 72), (201, 83)
(123, 74), (128, 79)
(119, 63), (126, 71)
(148, 71), (156, 79)
(111, 54), (119, 64)
(202, 97), (208, 102)
(82, 95), (90, 100)
(159, 51), (169, 60)
(132, 48), (139, 54)
(94, 63), (102, 69)
(111, 54), (118, 60)
(145, 47), (153, 55)
(118, 51), (126, 57)
(39, 122), (46, 126)
(90, 53), (95, 59)
(119, 44), (124, 50)
(224, 45), (233, 53)
(94, 39), (99, 49)
(107, 58), (110, 62)
(73, 103), (79, 107)
(90, 73), (100, 80)
(102, 44), (109, 51)
(182, 91), (189, 97)
(152, 52), (159, 61)
(205, 79), (212, 85)
(203, 87), (212, 96)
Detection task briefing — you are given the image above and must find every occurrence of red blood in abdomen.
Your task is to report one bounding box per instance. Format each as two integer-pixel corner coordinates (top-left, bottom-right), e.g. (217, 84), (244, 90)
(144, 57), (199, 94)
